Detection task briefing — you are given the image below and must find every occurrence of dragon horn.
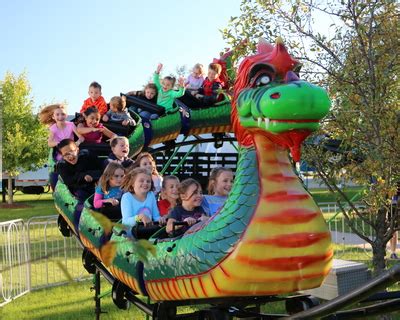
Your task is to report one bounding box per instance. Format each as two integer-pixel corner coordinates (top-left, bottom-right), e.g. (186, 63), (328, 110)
(275, 36), (284, 45)
(257, 38), (274, 54)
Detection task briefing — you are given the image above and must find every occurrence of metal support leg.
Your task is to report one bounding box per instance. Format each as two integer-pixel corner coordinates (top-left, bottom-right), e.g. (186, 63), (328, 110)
(93, 270), (102, 320)
(171, 144), (196, 175)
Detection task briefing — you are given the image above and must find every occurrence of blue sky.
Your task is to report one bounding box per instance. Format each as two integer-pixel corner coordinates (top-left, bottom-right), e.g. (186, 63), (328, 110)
(0, 0), (242, 114)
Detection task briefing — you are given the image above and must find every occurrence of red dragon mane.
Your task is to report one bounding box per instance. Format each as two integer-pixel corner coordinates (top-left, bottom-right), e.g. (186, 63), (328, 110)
(232, 38), (300, 146)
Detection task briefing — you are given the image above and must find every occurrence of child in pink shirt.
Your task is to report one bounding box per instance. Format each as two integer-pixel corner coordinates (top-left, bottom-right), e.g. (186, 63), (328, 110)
(39, 104), (83, 160)
(94, 162), (124, 221)
(185, 63), (205, 93)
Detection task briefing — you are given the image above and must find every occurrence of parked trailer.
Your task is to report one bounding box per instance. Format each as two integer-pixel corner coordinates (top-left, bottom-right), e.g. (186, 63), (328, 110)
(2, 166), (49, 195)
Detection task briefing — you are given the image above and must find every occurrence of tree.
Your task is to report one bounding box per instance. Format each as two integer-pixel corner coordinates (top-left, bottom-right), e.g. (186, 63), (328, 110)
(222, 0), (399, 274)
(1, 72), (48, 204)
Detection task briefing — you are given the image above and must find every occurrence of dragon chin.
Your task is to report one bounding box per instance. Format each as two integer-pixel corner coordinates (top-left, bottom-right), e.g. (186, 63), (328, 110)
(254, 129), (313, 162)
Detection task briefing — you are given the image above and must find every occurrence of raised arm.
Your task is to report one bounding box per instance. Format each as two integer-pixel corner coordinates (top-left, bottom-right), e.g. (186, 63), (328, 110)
(171, 77), (186, 98)
(156, 63), (163, 74)
(76, 123), (95, 135)
(73, 127), (85, 145)
(102, 126), (118, 140)
(153, 63), (163, 90)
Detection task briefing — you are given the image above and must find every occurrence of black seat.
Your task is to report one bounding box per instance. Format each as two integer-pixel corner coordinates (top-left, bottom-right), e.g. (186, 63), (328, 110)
(131, 222), (162, 240)
(102, 121), (132, 137)
(122, 93), (166, 116)
(79, 142), (111, 157)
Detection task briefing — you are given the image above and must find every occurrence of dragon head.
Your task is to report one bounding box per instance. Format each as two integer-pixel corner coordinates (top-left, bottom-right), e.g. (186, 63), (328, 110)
(232, 38), (330, 161)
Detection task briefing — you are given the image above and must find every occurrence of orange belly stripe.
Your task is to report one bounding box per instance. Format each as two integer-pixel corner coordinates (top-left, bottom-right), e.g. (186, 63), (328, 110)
(161, 281), (174, 300)
(265, 174), (298, 182)
(219, 265), (230, 277)
(263, 191), (309, 202)
(158, 282), (167, 300)
(237, 250), (333, 271)
(246, 232), (330, 248)
(171, 279), (183, 299)
(148, 282), (162, 301)
(210, 273), (221, 294)
(221, 270), (329, 283)
(166, 280), (178, 300)
(145, 282), (154, 299)
(157, 282), (167, 300)
(189, 278), (199, 298)
(254, 209), (318, 224)
(120, 271), (128, 289)
(198, 277), (208, 297)
(130, 278), (139, 293)
(181, 279), (190, 298)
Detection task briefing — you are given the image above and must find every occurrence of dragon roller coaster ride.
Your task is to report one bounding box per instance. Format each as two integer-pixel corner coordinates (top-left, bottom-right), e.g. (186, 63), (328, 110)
(53, 38), (400, 319)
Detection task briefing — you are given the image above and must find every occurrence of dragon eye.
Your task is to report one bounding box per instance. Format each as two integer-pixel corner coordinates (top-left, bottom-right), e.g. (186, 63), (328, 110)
(255, 75), (271, 87)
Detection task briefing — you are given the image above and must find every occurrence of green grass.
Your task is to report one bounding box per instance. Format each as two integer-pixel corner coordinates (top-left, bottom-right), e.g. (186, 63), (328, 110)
(310, 187), (364, 203)
(0, 222), (86, 291)
(0, 192), (56, 222)
(1, 272), (398, 319)
(0, 278), (288, 319)
(0, 280), (147, 319)
(0, 279), (286, 319)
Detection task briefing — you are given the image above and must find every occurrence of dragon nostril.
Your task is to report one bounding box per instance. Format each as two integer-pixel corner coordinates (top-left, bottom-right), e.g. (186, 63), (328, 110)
(270, 92), (280, 99)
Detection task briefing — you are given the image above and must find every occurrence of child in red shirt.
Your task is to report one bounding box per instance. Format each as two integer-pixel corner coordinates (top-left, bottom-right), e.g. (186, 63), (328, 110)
(80, 81), (108, 116)
(157, 175), (180, 216)
(178, 63), (223, 109)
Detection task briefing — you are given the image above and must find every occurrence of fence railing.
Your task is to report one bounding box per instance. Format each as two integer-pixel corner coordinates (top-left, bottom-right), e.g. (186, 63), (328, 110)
(319, 202), (374, 258)
(0, 219), (29, 306)
(26, 216), (89, 290)
(0, 215), (88, 306)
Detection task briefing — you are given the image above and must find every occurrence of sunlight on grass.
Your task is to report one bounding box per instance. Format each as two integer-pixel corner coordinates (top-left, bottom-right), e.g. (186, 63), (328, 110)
(0, 191), (56, 222)
(0, 280), (146, 319)
(310, 187), (364, 203)
(0, 280), (203, 319)
(0, 279), (289, 320)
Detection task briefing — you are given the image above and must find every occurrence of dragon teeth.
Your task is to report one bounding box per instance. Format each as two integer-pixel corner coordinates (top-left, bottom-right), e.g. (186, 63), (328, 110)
(256, 117), (270, 128)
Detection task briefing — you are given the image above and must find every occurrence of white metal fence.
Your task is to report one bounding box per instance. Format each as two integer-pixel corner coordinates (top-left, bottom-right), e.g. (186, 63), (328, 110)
(319, 202), (374, 258)
(0, 215), (88, 306)
(0, 219), (29, 306)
